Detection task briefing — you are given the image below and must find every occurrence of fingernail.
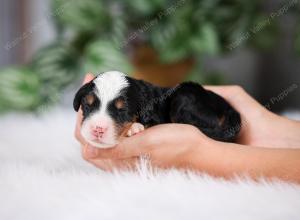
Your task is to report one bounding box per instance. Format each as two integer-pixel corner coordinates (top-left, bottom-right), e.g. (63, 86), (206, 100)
(85, 145), (98, 158)
(82, 73), (94, 85)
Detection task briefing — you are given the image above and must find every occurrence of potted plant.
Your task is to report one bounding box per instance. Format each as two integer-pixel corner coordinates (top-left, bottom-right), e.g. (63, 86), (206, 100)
(50, 0), (276, 86)
(0, 0), (291, 112)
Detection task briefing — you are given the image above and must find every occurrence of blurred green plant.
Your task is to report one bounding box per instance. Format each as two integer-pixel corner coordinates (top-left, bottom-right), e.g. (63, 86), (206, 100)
(0, 68), (41, 112)
(0, 0), (293, 113)
(294, 3), (300, 56)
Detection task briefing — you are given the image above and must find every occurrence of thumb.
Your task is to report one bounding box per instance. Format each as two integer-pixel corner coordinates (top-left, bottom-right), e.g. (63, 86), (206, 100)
(88, 134), (147, 160)
(82, 144), (100, 159)
(83, 73), (94, 85)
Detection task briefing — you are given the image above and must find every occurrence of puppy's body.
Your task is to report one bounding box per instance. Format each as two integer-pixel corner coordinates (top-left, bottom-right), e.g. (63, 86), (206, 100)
(74, 71), (241, 148)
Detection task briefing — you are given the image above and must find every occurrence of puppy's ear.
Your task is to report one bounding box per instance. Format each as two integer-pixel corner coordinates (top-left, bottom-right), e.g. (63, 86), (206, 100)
(73, 82), (94, 112)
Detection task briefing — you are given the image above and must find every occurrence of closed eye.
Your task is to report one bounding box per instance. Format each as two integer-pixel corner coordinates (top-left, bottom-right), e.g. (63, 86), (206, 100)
(85, 94), (95, 106)
(81, 93), (100, 116)
(114, 98), (125, 110)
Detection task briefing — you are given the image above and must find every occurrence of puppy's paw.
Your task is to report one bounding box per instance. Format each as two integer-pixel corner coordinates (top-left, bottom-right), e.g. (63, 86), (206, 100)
(127, 123), (145, 137)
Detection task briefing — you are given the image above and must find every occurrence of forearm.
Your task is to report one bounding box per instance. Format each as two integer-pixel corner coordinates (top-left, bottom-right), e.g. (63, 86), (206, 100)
(190, 141), (300, 183)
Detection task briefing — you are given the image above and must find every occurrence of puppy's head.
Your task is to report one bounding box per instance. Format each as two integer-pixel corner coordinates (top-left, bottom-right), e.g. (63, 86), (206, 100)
(73, 71), (139, 148)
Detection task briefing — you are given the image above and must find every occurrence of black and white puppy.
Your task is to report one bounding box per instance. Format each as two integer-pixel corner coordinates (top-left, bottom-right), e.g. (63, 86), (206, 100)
(73, 71), (241, 148)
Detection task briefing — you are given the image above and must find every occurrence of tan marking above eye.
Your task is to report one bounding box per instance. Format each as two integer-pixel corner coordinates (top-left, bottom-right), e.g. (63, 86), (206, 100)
(86, 94), (95, 105)
(218, 115), (225, 126)
(115, 98), (125, 109)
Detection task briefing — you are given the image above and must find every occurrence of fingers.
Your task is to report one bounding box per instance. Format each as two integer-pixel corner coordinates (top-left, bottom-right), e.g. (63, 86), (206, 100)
(82, 144), (139, 171)
(110, 132), (152, 158)
(82, 124), (200, 161)
(204, 85), (260, 113)
(204, 85), (230, 95)
(204, 85), (243, 101)
(82, 143), (98, 159)
(82, 73), (94, 85)
(81, 132), (149, 160)
(204, 85), (257, 106)
(75, 109), (86, 145)
(110, 157), (140, 171)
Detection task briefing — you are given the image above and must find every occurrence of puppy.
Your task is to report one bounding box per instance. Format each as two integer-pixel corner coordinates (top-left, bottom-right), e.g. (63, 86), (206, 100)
(73, 71), (241, 148)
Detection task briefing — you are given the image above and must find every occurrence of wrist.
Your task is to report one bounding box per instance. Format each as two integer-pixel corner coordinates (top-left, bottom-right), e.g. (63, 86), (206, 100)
(185, 139), (260, 179)
(269, 113), (300, 148)
(185, 137), (227, 174)
(188, 140), (300, 182)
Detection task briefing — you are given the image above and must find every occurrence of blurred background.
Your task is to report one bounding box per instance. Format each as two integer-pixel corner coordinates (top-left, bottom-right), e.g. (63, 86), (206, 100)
(0, 0), (299, 114)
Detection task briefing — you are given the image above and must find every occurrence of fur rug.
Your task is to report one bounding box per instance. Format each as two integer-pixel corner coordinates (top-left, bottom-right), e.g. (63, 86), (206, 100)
(0, 108), (300, 220)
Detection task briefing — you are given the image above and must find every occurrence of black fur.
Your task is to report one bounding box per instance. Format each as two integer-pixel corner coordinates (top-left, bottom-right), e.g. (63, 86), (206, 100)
(124, 78), (241, 142)
(73, 82), (100, 120)
(107, 89), (138, 125)
(73, 76), (241, 142)
(73, 82), (95, 112)
(168, 82), (241, 142)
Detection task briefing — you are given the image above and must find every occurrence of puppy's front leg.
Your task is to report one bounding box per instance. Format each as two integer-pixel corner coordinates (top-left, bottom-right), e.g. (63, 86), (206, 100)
(127, 123), (145, 137)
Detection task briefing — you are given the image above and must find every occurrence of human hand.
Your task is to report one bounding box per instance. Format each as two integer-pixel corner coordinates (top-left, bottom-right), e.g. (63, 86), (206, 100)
(81, 121), (300, 183)
(76, 75), (300, 172)
(75, 77), (300, 183)
(81, 123), (212, 171)
(205, 86), (300, 148)
(74, 73), (213, 171)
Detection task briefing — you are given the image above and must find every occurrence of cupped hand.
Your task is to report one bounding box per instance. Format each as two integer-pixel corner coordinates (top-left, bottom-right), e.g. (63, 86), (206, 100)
(75, 74), (300, 172)
(74, 74), (211, 171)
(81, 123), (211, 171)
(205, 86), (300, 148)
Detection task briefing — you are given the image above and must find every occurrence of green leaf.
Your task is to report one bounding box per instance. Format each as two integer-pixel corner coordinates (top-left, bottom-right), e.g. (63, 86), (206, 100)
(190, 23), (220, 55)
(31, 43), (81, 103)
(83, 40), (133, 74)
(294, 26), (300, 56)
(52, 0), (108, 32)
(32, 44), (80, 84)
(124, 0), (166, 16)
(150, 20), (191, 63)
(247, 14), (279, 51)
(203, 72), (225, 85)
(0, 68), (41, 112)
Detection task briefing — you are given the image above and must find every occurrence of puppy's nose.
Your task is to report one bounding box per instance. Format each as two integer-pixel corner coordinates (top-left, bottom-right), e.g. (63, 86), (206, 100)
(92, 126), (108, 138)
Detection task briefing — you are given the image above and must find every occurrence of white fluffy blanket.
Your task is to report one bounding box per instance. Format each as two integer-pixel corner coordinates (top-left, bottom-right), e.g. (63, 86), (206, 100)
(0, 109), (300, 220)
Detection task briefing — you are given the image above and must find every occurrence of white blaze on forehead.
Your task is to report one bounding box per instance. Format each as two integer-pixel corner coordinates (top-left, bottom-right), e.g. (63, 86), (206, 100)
(93, 71), (129, 111)
(80, 71), (128, 148)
